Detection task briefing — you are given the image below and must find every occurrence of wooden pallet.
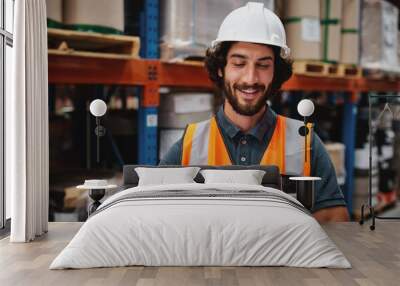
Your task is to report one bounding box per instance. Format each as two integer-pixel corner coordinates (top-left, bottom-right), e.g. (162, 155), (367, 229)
(338, 64), (362, 78)
(293, 61), (365, 78)
(178, 60), (205, 67)
(48, 28), (140, 59)
(162, 59), (205, 67)
(293, 61), (340, 77)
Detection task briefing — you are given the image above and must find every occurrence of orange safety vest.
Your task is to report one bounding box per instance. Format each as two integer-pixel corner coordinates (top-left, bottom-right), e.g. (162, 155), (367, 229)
(182, 115), (312, 176)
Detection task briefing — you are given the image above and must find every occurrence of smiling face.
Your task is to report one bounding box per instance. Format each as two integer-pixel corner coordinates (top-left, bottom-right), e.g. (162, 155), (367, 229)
(220, 42), (275, 116)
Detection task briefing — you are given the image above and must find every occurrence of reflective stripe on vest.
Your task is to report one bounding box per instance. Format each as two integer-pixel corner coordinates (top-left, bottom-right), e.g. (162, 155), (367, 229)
(182, 115), (312, 175)
(182, 117), (231, 165)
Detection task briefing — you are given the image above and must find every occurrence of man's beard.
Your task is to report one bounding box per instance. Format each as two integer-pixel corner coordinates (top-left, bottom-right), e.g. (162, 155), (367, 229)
(223, 82), (271, 116)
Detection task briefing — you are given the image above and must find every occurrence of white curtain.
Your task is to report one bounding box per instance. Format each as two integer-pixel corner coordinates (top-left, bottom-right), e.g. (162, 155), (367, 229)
(7, 0), (49, 242)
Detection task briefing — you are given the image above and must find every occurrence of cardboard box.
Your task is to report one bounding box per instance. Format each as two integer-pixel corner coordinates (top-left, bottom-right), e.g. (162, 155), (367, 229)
(158, 111), (213, 129)
(398, 31), (400, 66)
(353, 172), (379, 197)
(355, 145), (378, 170)
(46, 0), (63, 22)
(320, 0), (342, 19)
(64, 187), (87, 210)
(340, 32), (359, 65)
(325, 142), (345, 178)
(159, 92), (214, 128)
(340, 0), (360, 64)
(283, 0), (319, 17)
(63, 0), (124, 32)
(160, 92), (214, 114)
(283, 0), (321, 60)
(285, 21), (321, 60)
(342, 0), (360, 29)
(320, 0), (342, 62)
(361, 0), (399, 71)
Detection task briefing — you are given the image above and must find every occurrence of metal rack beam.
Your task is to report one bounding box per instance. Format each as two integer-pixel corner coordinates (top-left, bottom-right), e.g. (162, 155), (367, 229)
(354, 78), (400, 93)
(49, 55), (400, 93)
(283, 75), (351, 91)
(48, 56), (214, 88)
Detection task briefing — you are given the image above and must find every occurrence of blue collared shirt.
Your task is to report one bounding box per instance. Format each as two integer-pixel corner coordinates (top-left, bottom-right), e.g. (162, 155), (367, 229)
(159, 106), (346, 212)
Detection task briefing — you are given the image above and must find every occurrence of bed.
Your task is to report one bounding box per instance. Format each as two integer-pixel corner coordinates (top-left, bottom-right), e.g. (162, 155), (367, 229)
(50, 165), (351, 269)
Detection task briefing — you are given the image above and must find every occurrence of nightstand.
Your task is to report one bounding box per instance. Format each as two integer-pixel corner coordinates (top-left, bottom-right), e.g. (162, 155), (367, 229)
(77, 180), (117, 216)
(289, 176), (321, 210)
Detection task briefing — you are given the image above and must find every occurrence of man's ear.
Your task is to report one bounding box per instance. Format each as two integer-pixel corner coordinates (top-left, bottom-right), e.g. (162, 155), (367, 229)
(218, 69), (223, 78)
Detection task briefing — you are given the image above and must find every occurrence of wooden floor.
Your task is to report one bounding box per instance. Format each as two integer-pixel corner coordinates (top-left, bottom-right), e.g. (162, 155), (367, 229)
(1, 222), (399, 286)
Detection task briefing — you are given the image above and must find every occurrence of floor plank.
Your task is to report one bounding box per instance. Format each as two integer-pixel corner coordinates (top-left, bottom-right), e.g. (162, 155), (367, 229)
(1, 222), (400, 286)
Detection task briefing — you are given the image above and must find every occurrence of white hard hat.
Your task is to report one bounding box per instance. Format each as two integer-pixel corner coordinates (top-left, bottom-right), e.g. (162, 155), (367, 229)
(212, 2), (290, 59)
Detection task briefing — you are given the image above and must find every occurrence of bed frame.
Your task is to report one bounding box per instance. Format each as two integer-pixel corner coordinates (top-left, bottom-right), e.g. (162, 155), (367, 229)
(122, 165), (282, 190)
(86, 165), (293, 215)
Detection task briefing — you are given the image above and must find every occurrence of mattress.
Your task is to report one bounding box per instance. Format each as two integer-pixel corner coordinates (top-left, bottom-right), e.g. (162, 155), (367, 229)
(50, 183), (351, 269)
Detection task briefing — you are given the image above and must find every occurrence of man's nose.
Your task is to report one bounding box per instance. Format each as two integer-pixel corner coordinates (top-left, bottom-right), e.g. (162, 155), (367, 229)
(243, 66), (258, 85)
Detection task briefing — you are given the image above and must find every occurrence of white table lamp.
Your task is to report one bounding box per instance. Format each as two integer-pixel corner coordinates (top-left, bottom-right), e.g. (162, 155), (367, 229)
(89, 99), (107, 163)
(297, 99), (315, 163)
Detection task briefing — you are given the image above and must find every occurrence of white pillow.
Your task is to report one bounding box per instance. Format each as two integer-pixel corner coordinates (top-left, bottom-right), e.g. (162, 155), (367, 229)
(135, 167), (201, 186)
(200, 169), (266, 185)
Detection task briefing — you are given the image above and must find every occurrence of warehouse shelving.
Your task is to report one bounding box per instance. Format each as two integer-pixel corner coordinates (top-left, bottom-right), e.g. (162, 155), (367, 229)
(47, 0), (400, 216)
(44, 0), (400, 224)
(48, 54), (400, 214)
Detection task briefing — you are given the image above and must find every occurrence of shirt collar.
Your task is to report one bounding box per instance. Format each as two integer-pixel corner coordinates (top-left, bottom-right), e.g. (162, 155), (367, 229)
(215, 104), (276, 142)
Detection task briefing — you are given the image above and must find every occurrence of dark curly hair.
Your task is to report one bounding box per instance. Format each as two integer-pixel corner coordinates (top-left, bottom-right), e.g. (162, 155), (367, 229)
(204, 41), (293, 96)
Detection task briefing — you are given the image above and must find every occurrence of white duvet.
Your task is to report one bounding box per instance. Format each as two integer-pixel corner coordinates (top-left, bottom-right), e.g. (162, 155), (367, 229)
(50, 183), (351, 269)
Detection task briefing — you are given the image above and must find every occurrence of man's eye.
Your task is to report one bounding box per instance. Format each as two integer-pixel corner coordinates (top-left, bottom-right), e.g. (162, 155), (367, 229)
(258, 64), (270, 69)
(232, 62), (245, 67)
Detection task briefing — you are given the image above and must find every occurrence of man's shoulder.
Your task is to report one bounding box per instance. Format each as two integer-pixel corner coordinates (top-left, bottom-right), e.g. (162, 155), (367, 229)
(159, 137), (184, 165)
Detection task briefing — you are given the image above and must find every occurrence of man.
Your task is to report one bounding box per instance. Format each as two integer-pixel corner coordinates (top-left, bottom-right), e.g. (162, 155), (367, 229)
(160, 2), (349, 223)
